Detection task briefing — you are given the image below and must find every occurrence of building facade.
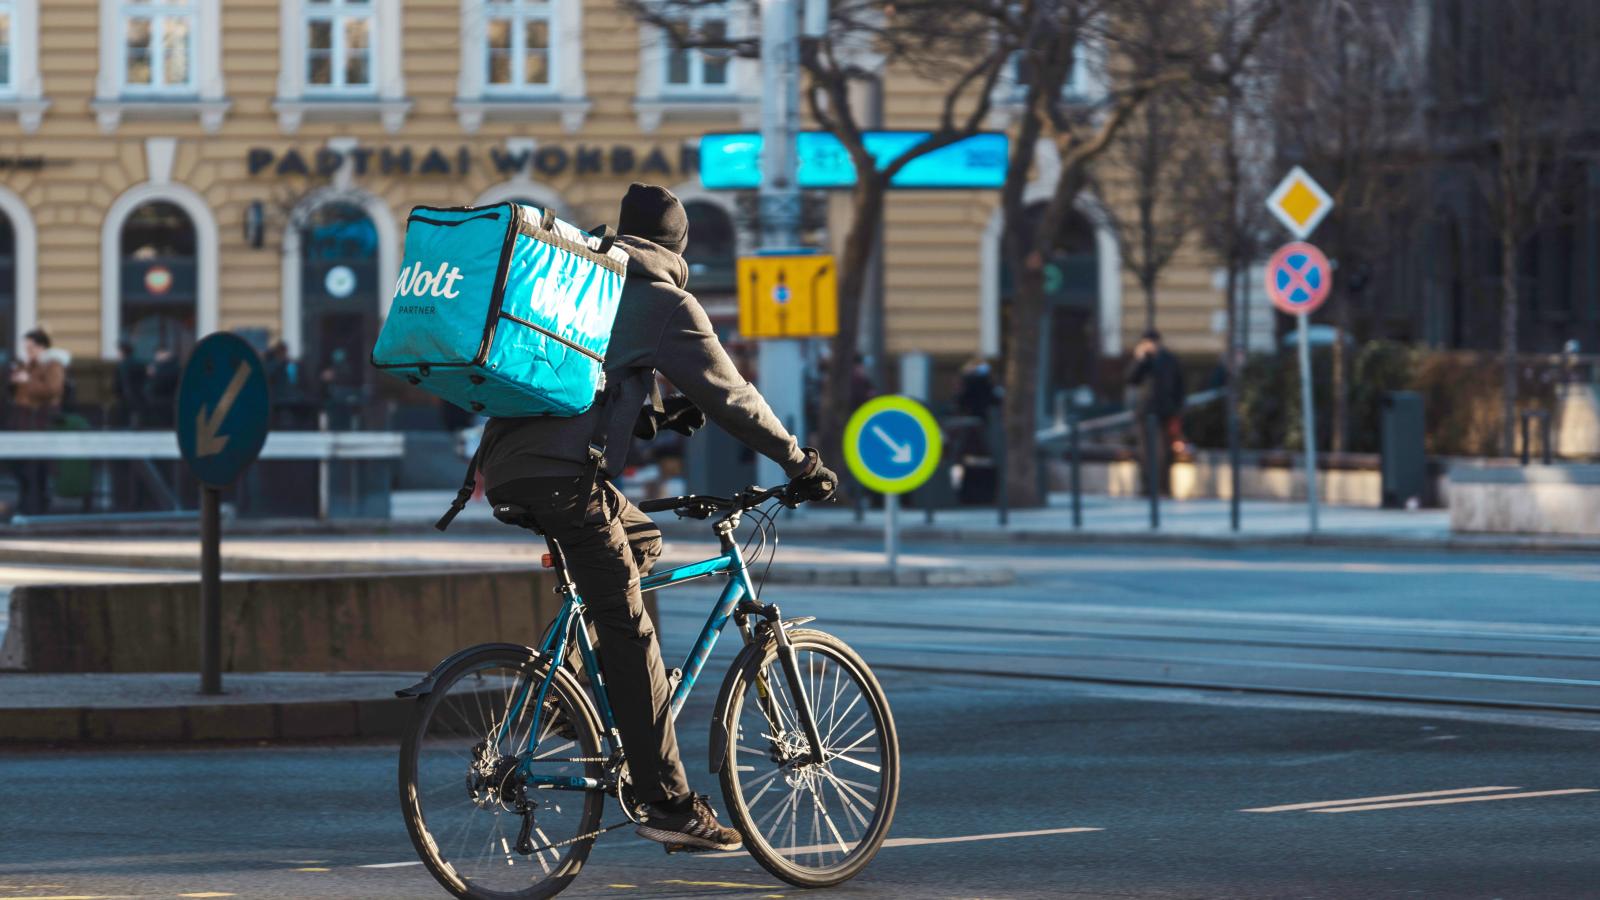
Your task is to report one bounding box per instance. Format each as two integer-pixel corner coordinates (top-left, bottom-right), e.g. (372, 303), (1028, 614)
(0, 0), (1236, 424)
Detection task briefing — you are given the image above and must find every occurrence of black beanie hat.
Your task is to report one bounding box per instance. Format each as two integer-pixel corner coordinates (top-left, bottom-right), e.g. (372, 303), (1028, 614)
(617, 183), (689, 255)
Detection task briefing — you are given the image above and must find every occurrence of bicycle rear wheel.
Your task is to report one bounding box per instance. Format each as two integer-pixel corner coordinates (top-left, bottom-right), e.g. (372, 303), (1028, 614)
(399, 646), (605, 900)
(718, 628), (900, 887)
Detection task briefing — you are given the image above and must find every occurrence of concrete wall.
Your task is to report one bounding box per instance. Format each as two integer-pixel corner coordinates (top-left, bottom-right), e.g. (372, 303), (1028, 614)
(1049, 455), (1384, 506)
(0, 568), (642, 673)
(1449, 463), (1600, 536)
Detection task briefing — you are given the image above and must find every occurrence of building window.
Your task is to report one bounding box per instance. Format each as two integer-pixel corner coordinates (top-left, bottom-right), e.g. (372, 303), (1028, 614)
(277, 0), (406, 132)
(306, 0), (375, 92)
(456, 1), (587, 132)
(663, 6), (731, 92)
(121, 1), (195, 92)
(94, 0), (224, 131)
(485, 0), (553, 91)
(120, 201), (198, 362)
(0, 2), (13, 92)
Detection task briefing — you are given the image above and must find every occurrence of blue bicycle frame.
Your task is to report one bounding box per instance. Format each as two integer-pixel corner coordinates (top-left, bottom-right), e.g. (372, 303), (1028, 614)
(509, 524), (762, 790)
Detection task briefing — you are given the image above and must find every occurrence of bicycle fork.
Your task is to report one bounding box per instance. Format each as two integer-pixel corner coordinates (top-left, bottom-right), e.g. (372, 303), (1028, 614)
(741, 600), (827, 766)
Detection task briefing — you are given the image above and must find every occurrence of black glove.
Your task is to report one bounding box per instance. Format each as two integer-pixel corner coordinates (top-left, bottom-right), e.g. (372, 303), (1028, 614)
(788, 447), (838, 503)
(632, 394), (706, 440)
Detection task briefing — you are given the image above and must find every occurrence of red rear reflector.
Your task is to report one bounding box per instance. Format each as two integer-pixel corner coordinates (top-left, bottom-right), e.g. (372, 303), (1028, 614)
(541, 553), (554, 568)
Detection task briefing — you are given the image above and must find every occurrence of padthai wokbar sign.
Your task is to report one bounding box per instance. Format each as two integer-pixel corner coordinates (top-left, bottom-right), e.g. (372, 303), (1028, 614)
(245, 144), (700, 180)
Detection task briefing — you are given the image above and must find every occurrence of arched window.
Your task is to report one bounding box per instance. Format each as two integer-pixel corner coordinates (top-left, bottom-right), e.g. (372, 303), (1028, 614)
(0, 212), (14, 366)
(300, 202), (379, 394)
(120, 201), (198, 359)
(683, 199), (736, 295)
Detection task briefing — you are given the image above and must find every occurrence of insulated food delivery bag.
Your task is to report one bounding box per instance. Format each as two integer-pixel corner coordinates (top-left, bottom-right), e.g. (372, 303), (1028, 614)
(371, 202), (628, 417)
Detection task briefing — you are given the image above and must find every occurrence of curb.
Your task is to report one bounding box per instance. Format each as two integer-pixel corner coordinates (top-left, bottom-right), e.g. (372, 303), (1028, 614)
(665, 522), (1600, 556)
(0, 547), (1014, 588)
(0, 696), (415, 745)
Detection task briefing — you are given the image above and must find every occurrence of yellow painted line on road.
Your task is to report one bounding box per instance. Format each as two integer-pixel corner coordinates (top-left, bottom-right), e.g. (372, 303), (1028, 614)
(178, 894), (236, 898)
(1242, 786), (1520, 813)
(291, 868), (331, 873)
(607, 886), (639, 889)
(1313, 788), (1599, 813)
(658, 880), (773, 889)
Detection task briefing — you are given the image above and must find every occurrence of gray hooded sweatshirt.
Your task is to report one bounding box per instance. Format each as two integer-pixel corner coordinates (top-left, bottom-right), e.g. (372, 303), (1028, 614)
(478, 235), (809, 490)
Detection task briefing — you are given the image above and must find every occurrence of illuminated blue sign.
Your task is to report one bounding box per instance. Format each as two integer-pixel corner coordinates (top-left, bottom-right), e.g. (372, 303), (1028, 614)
(699, 131), (1008, 191)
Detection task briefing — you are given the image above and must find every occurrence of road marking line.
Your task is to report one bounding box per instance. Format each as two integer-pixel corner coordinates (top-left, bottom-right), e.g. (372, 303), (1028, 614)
(357, 861), (424, 869)
(1242, 786), (1520, 813)
(658, 880), (772, 889)
(178, 894), (237, 898)
(291, 867), (330, 873)
(699, 825), (1102, 859)
(1313, 788), (1599, 813)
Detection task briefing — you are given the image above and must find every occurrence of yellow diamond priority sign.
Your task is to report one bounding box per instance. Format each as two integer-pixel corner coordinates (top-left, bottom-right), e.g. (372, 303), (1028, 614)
(1265, 166), (1334, 239)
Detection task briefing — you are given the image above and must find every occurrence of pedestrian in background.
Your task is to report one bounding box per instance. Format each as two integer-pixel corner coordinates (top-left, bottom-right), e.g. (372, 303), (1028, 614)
(142, 346), (180, 429)
(1126, 329), (1185, 498)
(113, 339), (146, 428)
(8, 327), (67, 515)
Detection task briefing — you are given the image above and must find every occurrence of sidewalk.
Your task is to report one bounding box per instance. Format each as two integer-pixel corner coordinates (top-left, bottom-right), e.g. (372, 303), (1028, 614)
(673, 493), (1600, 554)
(0, 672), (417, 744)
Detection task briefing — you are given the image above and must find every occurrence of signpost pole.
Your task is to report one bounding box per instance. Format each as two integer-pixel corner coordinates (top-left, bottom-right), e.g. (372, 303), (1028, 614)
(199, 485), (222, 695)
(1296, 313), (1320, 532)
(884, 493), (899, 573)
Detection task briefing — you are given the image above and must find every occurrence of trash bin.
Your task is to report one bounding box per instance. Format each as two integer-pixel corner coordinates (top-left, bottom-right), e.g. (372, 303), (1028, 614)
(1380, 390), (1426, 509)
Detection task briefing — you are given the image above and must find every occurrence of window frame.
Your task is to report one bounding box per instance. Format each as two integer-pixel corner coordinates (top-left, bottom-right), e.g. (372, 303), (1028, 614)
(482, 0), (556, 95)
(661, 4), (734, 94)
(0, 0), (14, 94)
(303, 0), (378, 94)
(118, 0), (198, 95)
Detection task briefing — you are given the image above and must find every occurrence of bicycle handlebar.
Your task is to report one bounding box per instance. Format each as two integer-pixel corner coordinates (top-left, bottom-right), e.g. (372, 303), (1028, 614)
(638, 483), (796, 519)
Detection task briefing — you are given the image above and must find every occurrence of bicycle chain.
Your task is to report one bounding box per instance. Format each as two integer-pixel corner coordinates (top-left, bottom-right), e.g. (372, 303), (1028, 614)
(522, 820), (631, 855)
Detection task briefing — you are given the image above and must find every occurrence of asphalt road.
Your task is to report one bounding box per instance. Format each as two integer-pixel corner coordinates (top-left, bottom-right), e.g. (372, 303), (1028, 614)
(4, 540), (1600, 898)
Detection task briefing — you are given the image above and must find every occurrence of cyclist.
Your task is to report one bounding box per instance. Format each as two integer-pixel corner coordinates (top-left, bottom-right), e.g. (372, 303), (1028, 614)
(477, 183), (838, 852)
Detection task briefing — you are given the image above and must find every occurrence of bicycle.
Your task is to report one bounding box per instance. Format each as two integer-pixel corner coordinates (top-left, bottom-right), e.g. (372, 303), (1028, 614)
(396, 482), (901, 899)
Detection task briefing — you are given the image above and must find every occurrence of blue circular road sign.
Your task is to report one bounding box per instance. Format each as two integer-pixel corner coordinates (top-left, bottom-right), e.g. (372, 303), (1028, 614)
(176, 332), (271, 487)
(843, 396), (943, 495)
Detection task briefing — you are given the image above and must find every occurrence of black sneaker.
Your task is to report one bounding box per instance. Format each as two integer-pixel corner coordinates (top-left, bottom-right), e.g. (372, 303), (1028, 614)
(636, 794), (743, 851)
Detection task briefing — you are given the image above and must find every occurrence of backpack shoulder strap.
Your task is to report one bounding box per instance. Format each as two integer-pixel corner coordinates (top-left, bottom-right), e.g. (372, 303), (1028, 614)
(435, 441), (483, 532)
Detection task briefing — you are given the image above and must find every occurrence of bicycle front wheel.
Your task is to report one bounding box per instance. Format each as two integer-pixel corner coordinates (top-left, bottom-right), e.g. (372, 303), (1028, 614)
(399, 646), (605, 900)
(718, 628), (900, 888)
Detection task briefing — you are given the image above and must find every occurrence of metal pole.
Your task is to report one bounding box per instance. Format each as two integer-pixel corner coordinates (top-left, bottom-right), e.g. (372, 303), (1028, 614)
(1069, 412), (1082, 529)
(884, 492), (899, 573)
(1520, 412), (1530, 466)
(994, 414), (1008, 527)
(755, 0), (807, 487)
(1296, 313), (1320, 532)
(1542, 413), (1553, 465)
(1145, 413), (1160, 530)
(1228, 387), (1242, 531)
(199, 485), (222, 695)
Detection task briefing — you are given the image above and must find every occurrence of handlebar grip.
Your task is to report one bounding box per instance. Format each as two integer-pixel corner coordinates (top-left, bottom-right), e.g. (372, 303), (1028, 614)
(637, 497), (683, 513)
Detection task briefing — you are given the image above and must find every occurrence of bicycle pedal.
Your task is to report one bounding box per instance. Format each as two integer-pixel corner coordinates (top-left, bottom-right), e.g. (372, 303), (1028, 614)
(661, 842), (715, 855)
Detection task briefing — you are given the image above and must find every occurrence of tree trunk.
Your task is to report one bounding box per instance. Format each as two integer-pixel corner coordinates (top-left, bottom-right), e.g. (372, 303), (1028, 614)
(1001, 263), (1045, 508)
(1500, 234), (1520, 457)
(1143, 278), (1157, 333)
(818, 178), (887, 482)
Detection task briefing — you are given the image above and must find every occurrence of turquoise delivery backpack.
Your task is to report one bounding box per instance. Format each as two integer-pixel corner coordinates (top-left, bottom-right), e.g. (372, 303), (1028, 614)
(371, 201), (629, 418)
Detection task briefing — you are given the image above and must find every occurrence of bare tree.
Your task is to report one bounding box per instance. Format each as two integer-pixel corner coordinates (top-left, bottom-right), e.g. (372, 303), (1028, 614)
(1101, 0), (1210, 333)
(620, 0), (1013, 469)
(993, 0), (1282, 507)
(1266, 0), (1423, 454)
(1430, 0), (1595, 455)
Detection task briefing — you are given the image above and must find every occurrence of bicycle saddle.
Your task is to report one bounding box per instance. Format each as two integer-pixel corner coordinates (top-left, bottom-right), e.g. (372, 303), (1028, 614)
(492, 503), (540, 530)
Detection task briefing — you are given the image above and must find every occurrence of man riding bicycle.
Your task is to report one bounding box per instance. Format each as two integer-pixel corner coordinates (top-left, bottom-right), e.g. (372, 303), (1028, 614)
(477, 183), (838, 852)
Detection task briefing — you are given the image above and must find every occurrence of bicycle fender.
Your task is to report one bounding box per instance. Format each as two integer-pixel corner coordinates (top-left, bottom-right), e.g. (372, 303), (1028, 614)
(707, 637), (772, 774)
(394, 642), (538, 698)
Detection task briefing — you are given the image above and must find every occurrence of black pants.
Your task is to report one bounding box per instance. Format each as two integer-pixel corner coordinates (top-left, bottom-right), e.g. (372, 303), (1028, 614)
(12, 460), (49, 516)
(1135, 414), (1172, 498)
(487, 476), (688, 806)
